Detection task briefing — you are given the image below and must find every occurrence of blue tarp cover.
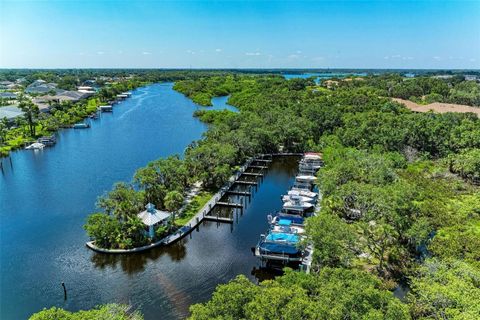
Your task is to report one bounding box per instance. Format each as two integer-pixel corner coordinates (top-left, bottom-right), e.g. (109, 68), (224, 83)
(266, 232), (299, 243)
(259, 242), (300, 255)
(278, 214), (304, 225)
(278, 219), (292, 226)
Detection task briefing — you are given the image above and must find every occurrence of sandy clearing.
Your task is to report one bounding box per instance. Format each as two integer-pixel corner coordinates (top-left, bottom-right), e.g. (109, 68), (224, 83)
(392, 98), (480, 117)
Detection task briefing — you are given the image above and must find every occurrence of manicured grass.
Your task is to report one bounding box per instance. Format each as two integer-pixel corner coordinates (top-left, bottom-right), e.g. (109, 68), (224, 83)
(174, 191), (214, 226)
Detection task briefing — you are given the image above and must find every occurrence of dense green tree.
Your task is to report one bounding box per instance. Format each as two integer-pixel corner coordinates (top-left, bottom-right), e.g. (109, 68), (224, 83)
(446, 148), (480, 182)
(18, 96), (39, 137)
(84, 213), (121, 249)
(305, 214), (356, 268)
(189, 269), (410, 320)
(408, 259), (480, 319)
(97, 182), (144, 221)
(164, 190), (184, 225)
(429, 219), (480, 263)
(29, 304), (143, 320)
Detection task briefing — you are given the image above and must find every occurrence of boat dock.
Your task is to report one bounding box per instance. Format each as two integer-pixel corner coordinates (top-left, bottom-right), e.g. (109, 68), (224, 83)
(156, 155), (274, 246)
(87, 153), (309, 253)
(254, 152), (322, 272)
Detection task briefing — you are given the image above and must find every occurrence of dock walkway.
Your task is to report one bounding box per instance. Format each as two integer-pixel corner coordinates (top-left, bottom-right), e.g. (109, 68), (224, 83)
(86, 155), (274, 253)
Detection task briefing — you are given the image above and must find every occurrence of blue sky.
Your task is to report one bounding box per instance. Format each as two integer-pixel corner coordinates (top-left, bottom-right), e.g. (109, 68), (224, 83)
(0, 0), (479, 69)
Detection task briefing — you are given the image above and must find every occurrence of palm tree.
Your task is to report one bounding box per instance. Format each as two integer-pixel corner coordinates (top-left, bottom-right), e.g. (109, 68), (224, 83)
(18, 95), (39, 137)
(164, 190), (184, 227)
(0, 117), (8, 145)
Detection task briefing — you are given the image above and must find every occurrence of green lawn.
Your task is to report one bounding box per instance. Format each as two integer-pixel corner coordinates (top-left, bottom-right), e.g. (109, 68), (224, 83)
(174, 191), (214, 226)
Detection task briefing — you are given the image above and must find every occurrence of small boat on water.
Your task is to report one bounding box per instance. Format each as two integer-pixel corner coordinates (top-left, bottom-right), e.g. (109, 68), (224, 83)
(255, 231), (303, 262)
(282, 194), (315, 203)
(73, 122), (90, 129)
(283, 198), (314, 212)
(269, 213), (305, 226)
(288, 188), (318, 199)
(293, 181), (314, 191)
(37, 135), (56, 146)
(99, 105), (113, 112)
(271, 219), (305, 234)
(295, 175), (317, 183)
(25, 142), (45, 150)
(299, 152), (323, 171)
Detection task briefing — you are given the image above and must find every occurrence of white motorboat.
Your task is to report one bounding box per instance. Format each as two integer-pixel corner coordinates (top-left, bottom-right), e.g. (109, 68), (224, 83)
(283, 197), (314, 211)
(295, 175), (317, 183)
(272, 223), (305, 234)
(288, 189), (318, 199)
(282, 194), (315, 203)
(25, 142), (45, 150)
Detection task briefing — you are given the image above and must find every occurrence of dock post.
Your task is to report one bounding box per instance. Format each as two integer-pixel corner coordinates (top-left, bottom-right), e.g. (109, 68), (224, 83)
(62, 282), (67, 300)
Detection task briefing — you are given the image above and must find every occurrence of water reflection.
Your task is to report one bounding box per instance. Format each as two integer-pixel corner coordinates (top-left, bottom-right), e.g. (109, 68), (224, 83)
(90, 240), (188, 274)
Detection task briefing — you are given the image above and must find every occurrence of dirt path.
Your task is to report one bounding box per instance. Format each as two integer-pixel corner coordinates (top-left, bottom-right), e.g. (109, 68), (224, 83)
(392, 98), (480, 117)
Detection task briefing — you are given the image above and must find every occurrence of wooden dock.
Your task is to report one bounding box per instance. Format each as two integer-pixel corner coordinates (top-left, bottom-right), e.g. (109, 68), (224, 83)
(226, 190), (251, 196)
(86, 154), (285, 253)
(234, 180), (258, 186)
(249, 165), (268, 169)
(204, 216), (234, 223)
(242, 172), (263, 177)
(216, 202), (243, 208)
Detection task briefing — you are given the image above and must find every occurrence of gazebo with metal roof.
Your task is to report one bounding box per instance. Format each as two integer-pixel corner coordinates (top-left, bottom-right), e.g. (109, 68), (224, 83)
(137, 203), (171, 238)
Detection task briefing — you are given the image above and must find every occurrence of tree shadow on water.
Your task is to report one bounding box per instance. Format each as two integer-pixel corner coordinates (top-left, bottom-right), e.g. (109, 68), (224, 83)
(90, 239), (188, 274)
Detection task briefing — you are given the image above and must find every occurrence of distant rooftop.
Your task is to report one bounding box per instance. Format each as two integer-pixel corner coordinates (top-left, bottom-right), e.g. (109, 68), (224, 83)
(0, 105), (23, 121)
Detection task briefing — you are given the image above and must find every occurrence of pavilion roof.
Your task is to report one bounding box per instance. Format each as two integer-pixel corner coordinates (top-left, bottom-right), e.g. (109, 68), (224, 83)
(137, 203), (171, 226)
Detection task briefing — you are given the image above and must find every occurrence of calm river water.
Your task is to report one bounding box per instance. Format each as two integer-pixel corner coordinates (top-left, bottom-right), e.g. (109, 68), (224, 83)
(0, 83), (297, 319)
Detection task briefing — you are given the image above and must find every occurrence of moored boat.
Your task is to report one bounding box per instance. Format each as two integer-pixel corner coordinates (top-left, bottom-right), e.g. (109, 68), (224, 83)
(25, 142), (45, 150)
(73, 122), (90, 129)
(282, 194), (314, 203)
(255, 231), (303, 262)
(288, 188), (318, 199)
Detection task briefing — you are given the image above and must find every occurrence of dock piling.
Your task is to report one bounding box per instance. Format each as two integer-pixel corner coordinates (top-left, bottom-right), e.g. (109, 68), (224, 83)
(62, 282), (67, 300)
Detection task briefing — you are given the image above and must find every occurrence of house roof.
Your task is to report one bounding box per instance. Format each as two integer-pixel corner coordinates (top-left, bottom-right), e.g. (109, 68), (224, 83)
(137, 203), (171, 226)
(0, 92), (17, 99)
(0, 105), (24, 120)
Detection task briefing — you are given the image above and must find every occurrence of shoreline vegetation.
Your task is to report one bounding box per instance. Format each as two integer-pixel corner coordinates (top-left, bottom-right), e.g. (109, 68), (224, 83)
(13, 70), (480, 319)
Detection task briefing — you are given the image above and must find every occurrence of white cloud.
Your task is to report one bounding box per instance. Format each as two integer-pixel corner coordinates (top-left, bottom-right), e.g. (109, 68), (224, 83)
(311, 56), (324, 62)
(433, 56), (441, 61)
(215, 48), (222, 52)
(97, 51), (105, 55)
(142, 51), (151, 55)
(288, 54), (300, 59)
(470, 58), (477, 62)
(245, 52), (261, 56)
(296, 50), (302, 54)
(186, 50), (196, 55)
(384, 55), (413, 60)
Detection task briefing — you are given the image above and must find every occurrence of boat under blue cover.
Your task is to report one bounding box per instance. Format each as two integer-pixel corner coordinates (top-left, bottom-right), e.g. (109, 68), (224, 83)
(258, 242), (301, 255)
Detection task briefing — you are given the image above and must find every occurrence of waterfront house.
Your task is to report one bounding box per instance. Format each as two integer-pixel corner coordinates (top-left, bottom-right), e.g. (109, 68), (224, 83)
(33, 90), (93, 112)
(25, 79), (58, 94)
(465, 75), (478, 81)
(0, 81), (13, 90)
(0, 105), (24, 124)
(137, 203), (171, 238)
(0, 92), (17, 100)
